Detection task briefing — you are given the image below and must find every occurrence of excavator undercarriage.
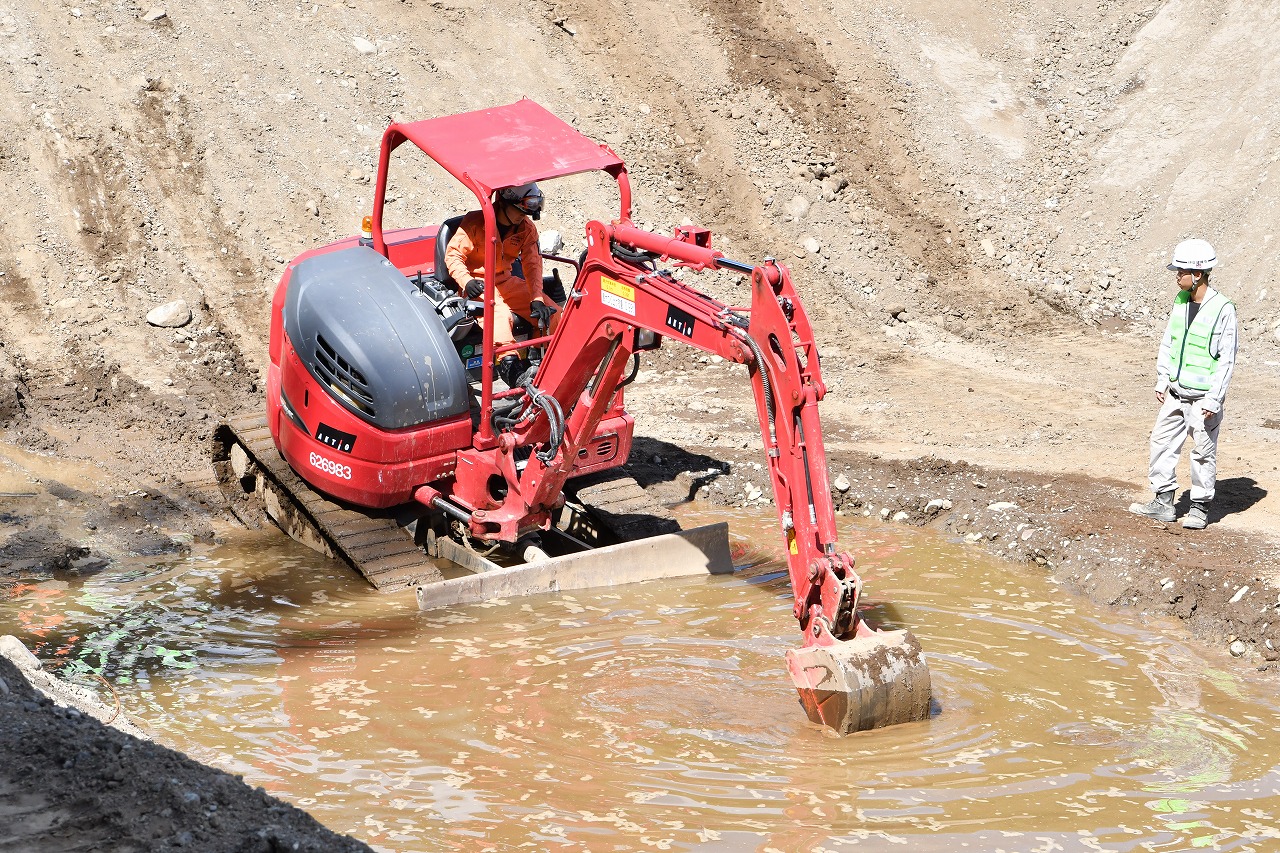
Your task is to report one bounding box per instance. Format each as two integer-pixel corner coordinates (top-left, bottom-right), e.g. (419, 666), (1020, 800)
(213, 416), (730, 596)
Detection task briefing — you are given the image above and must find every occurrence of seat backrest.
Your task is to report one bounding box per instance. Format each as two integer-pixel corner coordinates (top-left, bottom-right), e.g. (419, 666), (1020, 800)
(434, 215), (466, 290)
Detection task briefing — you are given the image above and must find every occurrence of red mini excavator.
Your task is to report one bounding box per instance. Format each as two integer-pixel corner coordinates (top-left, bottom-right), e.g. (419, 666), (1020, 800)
(215, 100), (931, 734)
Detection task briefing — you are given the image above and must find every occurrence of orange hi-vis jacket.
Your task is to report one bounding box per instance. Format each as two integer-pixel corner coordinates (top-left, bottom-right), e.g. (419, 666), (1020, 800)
(443, 211), (556, 347)
(443, 211), (544, 303)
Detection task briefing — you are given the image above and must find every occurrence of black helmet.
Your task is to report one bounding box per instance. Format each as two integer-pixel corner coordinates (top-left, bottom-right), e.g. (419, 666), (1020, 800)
(499, 182), (544, 220)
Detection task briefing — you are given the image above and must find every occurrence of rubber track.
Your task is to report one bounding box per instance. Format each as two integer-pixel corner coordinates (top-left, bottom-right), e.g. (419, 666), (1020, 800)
(214, 414), (443, 592)
(567, 470), (681, 542)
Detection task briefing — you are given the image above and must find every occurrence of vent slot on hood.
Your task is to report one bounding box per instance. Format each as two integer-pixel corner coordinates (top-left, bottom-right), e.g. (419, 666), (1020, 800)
(314, 334), (376, 417)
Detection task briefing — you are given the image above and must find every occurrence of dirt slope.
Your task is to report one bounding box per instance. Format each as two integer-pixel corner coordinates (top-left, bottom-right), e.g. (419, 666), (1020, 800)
(3, 0), (1280, 844)
(2, 0), (1275, 482)
(1, 0), (1278, 648)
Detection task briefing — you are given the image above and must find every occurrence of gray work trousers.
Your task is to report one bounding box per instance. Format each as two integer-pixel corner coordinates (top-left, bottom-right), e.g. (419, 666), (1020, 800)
(1147, 392), (1223, 502)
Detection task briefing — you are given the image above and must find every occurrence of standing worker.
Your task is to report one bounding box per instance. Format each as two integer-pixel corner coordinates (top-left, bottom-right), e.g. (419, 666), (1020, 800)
(445, 182), (560, 387)
(1129, 238), (1238, 529)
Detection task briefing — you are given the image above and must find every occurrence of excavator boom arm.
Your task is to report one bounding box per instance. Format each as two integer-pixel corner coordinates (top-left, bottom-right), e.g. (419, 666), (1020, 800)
(519, 220), (861, 646)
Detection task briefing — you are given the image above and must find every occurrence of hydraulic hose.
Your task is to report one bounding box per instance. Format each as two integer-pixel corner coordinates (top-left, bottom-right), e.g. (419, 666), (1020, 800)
(795, 413), (817, 526)
(617, 352), (641, 388)
(739, 330), (777, 444)
(610, 239), (658, 270)
(522, 382), (565, 463)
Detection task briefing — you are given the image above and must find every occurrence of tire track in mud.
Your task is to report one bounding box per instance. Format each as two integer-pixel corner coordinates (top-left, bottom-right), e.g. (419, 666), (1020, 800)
(134, 83), (262, 393)
(111, 83), (262, 421)
(0, 139), (44, 322)
(5, 85), (260, 478)
(132, 80), (261, 302)
(61, 141), (136, 267)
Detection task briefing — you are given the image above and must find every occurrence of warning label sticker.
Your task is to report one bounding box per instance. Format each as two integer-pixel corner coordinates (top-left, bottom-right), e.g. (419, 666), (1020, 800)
(600, 276), (636, 316)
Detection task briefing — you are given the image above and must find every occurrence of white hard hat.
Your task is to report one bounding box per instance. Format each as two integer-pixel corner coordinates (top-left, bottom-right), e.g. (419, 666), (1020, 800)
(1166, 238), (1217, 271)
(498, 182), (544, 220)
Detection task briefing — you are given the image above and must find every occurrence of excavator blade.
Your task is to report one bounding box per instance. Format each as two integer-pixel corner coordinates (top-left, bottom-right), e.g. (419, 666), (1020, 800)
(785, 630), (932, 734)
(417, 522), (734, 610)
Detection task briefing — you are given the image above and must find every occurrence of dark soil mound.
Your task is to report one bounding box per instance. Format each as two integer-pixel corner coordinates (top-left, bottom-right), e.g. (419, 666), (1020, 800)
(0, 656), (372, 853)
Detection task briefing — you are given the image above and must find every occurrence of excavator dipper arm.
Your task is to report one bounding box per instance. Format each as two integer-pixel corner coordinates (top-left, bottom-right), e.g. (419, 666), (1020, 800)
(501, 219), (932, 733)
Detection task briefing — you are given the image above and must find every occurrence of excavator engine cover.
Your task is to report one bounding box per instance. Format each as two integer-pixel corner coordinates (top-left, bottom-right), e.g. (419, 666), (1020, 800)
(282, 246), (470, 430)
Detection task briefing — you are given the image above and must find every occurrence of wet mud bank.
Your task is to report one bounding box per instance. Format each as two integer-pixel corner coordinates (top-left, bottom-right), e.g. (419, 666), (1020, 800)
(7, 435), (1278, 676)
(0, 642), (372, 852)
(630, 439), (1280, 671)
(2, 437), (1277, 850)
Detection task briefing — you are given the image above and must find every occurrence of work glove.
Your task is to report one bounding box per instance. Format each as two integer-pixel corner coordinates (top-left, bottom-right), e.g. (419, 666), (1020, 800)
(529, 300), (557, 325)
(464, 278), (484, 300)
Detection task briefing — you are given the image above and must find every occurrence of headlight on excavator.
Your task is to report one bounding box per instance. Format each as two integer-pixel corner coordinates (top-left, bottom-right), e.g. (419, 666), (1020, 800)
(635, 327), (661, 351)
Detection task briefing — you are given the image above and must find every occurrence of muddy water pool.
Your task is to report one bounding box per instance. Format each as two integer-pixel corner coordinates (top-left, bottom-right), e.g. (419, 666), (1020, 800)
(5, 507), (1280, 852)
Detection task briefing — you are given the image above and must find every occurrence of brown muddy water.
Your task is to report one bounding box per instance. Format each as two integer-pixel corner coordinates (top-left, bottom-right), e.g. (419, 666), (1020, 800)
(5, 506), (1280, 852)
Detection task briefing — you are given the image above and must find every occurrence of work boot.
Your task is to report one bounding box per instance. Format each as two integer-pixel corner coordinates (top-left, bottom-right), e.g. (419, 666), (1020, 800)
(1129, 490), (1175, 523)
(497, 355), (525, 389)
(1181, 501), (1210, 530)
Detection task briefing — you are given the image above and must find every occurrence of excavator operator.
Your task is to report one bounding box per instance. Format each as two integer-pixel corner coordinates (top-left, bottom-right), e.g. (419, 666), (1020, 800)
(444, 182), (560, 388)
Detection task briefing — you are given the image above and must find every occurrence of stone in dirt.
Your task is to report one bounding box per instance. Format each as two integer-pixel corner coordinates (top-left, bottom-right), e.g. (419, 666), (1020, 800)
(147, 299), (192, 328)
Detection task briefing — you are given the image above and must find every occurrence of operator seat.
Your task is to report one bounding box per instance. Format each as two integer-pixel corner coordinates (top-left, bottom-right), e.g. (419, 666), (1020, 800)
(433, 215), (465, 291)
(431, 215), (535, 349)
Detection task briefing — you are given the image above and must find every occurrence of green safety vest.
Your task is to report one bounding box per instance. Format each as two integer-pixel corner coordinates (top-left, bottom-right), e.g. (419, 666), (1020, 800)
(1168, 291), (1232, 392)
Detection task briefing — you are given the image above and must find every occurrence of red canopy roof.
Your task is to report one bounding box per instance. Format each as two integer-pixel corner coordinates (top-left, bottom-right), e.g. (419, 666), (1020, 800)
(388, 99), (624, 193)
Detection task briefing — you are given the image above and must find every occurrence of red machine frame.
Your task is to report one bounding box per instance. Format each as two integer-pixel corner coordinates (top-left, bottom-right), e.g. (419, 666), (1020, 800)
(267, 99), (866, 650)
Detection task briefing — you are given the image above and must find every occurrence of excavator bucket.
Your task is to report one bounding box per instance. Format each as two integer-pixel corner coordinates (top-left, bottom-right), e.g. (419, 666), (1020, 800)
(786, 630), (932, 734)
